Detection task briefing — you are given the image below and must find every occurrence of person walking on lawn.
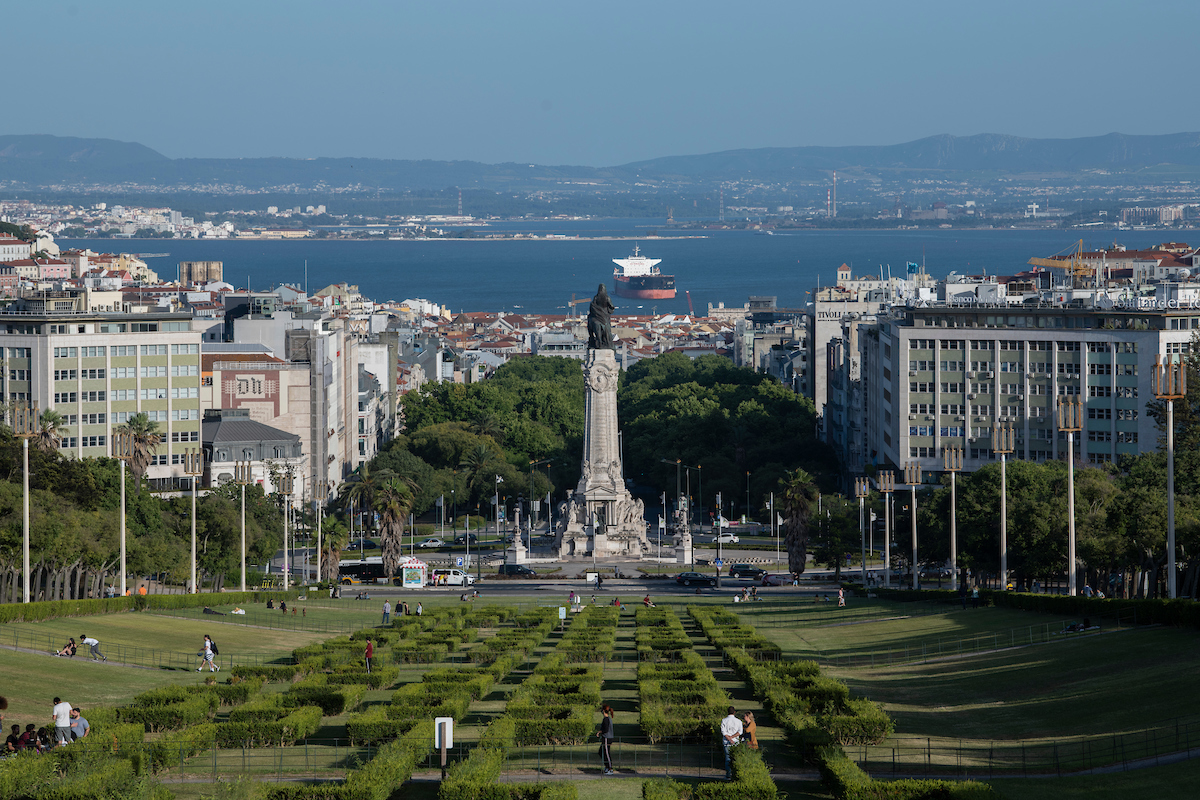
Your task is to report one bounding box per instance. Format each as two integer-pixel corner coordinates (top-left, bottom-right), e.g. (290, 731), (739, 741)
(364, 638), (373, 674)
(382, 600), (391, 625)
(198, 634), (219, 672)
(597, 704), (615, 775)
(80, 634), (105, 662)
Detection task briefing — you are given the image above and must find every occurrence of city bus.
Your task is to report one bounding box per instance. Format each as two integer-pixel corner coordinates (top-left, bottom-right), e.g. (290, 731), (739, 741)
(337, 557), (398, 585)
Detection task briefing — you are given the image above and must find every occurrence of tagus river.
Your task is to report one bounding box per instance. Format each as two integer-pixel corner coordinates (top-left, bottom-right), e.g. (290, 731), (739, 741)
(61, 224), (1182, 315)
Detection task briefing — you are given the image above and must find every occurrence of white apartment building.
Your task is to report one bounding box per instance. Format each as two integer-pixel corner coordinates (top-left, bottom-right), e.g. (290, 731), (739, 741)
(1, 292), (202, 486)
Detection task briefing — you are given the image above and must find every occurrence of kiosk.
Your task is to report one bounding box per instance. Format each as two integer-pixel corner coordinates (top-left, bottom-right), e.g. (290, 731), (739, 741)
(399, 557), (428, 589)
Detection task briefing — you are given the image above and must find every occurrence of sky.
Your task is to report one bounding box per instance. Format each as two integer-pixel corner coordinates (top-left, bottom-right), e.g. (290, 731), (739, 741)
(11, 0), (1200, 167)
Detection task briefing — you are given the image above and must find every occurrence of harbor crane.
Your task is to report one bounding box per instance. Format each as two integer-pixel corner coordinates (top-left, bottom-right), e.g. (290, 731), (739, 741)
(1027, 239), (1096, 288)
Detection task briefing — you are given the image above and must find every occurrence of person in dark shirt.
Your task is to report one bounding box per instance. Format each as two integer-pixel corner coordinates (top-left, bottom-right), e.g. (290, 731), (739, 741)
(5, 724), (21, 752)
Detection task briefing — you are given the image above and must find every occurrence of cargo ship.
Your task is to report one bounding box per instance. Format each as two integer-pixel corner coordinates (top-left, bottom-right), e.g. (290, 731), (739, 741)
(612, 246), (676, 300)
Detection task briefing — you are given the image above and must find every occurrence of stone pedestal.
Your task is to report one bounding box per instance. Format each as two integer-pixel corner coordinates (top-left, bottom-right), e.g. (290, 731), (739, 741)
(506, 536), (528, 564)
(556, 349), (651, 559)
(675, 531), (693, 564)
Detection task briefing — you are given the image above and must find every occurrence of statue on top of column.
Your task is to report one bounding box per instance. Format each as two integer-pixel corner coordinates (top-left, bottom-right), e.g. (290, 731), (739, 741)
(587, 283), (615, 350)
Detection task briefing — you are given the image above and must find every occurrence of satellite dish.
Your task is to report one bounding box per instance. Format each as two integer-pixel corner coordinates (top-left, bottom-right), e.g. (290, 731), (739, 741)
(1179, 268), (1191, 280)
(1097, 294), (1114, 310)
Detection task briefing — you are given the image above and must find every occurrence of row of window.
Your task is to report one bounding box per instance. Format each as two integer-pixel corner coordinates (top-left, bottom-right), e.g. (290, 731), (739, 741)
(909, 340), (1138, 353)
(52, 391), (107, 403)
(58, 435), (106, 449)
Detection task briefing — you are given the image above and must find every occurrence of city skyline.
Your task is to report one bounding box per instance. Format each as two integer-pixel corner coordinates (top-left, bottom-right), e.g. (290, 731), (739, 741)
(8, 0), (1200, 166)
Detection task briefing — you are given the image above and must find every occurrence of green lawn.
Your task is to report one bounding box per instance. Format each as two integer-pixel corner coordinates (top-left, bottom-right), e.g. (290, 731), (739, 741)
(989, 757), (1200, 800)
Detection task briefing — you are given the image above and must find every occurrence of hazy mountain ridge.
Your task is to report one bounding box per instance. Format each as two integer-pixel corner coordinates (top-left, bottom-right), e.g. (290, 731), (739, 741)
(2, 132), (1199, 191)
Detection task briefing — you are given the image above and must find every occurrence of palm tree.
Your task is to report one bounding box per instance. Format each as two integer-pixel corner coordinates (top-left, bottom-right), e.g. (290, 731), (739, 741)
(119, 412), (162, 491)
(35, 410), (66, 454)
(473, 414), (505, 444)
(459, 444), (500, 503)
(779, 468), (819, 575)
(376, 476), (415, 577)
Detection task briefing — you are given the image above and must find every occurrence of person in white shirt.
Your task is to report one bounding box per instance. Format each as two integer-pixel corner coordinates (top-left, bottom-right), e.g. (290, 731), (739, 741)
(719, 706), (744, 780)
(51, 697), (72, 747)
(79, 634), (105, 662)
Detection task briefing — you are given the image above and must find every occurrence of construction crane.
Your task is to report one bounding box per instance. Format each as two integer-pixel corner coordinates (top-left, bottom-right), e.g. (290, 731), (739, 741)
(685, 290), (696, 317)
(1028, 239), (1094, 287)
(566, 293), (591, 318)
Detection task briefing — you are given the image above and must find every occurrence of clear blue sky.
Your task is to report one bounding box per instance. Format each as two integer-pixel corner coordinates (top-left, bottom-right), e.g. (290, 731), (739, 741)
(13, 0), (1200, 166)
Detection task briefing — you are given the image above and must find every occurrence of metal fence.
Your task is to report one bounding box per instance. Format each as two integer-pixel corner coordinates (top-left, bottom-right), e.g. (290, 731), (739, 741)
(855, 716), (1200, 778)
(146, 607), (376, 636)
(0, 627), (284, 671)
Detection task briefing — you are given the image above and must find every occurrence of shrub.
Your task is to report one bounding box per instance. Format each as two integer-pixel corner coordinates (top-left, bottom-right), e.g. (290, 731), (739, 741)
(285, 683), (366, 716)
(118, 693), (217, 732)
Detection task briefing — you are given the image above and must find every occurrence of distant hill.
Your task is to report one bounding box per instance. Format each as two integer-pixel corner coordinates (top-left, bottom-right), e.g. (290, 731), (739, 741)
(2, 132), (1199, 192)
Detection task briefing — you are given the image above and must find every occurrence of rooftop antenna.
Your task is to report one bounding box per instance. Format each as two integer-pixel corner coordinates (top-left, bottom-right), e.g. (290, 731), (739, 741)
(304, 260), (308, 298)
(832, 171), (837, 218)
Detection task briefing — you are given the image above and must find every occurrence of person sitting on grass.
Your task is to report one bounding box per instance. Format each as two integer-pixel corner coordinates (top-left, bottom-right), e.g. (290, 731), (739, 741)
(54, 638), (77, 658)
(642, 594), (655, 608)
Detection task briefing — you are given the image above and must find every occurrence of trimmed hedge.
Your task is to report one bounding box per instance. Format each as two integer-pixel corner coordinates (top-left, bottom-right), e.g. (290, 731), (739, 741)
(216, 705), (323, 747)
(117, 693), (217, 732)
(230, 663), (308, 682)
(0, 590), (290, 625)
(438, 745), (578, 800)
(285, 682), (367, 715)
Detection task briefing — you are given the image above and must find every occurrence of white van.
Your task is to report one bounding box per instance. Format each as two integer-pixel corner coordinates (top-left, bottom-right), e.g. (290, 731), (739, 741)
(430, 569), (476, 586)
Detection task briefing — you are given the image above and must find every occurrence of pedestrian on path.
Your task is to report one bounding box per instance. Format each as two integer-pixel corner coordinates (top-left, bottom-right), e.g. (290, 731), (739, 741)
(741, 712), (758, 750)
(382, 600), (391, 625)
(720, 706), (743, 780)
(597, 704), (615, 775)
(51, 697), (71, 747)
(364, 638), (373, 674)
(79, 634), (106, 662)
(837, 588), (846, 608)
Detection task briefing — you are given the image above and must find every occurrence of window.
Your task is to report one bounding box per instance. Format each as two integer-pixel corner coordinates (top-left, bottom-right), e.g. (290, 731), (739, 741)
(970, 382), (994, 394)
(999, 361), (1022, 372)
(1057, 342), (1081, 352)
(81, 391), (106, 402)
(112, 367), (135, 379)
(1089, 363), (1112, 375)
(940, 403), (965, 415)
(1000, 384), (1023, 395)
(939, 361), (965, 372)
(939, 340), (962, 350)
(1116, 431), (1139, 444)
(939, 427), (965, 437)
(80, 435), (107, 448)
(7, 369), (29, 381)
(1029, 341), (1052, 351)
(1057, 385), (1081, 395)
(1116, 364), (1137, 376)
(1115, 387), (1138, 399)
(1088, 408), (1112, 420)
(970, 448), (993, 460)
(80, 413), (106, 424)
(970, 340), (994, 350)
(1028, 362), (1051, 373)
(940, 383), (964, 393)
(1030, 406), (1048, 417)
(59, 437), (78, 449)
(971, 404), (993, 416)
(1088, 453), (1113, 464)
(171, 409), (200, 421)
(1116, 342), (1137, 354)
(999, 341), (1022, 351)
(111, 389), (136, 401)
(910, 382), (934, 393)
(1029, 384), (1048, 395)
(909, 339), (935, 350)
(99, 324), (126, 333)
(909, 403), (933, 414)
(909, 447), (935, 458)
(81, 346), (106, 357)
(1087, 342), (1112, 353)
(1089, 386), (1113, 397)
(171, 387), (199, 399)
(1057, 362), (1081, 374)
(140, 388), (169, 400)
(140, 345), (168, 356)
(1000, 404), (1024, 418)
(8, 392), (29, 401)
(171, 431), (200, 442)
(170, 365), (198, 377)
(1088, 430), (1112, 442)
(970, 361), (993, 371)
(53, 347), (77, 358)
(140, 366), (167, 378)
(1117, 409), (1139, 421)
(81, 368), (106, 379)
(161, 322), (189, 332)
(112, 346), (136, 357)
(170, 344), (200, 355)
(132, 324), (160, 333)
(909, 360), (935, 371)
(149, 454), (169, 465)
(53, 392), (78, 403)
(909, 426), (935, 436)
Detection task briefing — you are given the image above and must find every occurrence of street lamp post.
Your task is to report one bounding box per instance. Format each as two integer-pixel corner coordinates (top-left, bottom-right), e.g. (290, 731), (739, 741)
(111, 431), (134, 596)
(715, 491), (723, 588)
(1057, 396), (1083, 596)
(993, 423), (1015, 591)
(855, 477), (869, 586)
(234, 461), (251, 590)
(13, 403), (37, 603)
(183, 448), (204, 593)
(1153, 354), (1186, 599)
(745, 471), (751, 526)
(904, 461), (922, 590)
(943, 447), (963, 592)
(878, 471), (895, 589)
(279, 472), (294, 590)
(660, 458), (682, 532)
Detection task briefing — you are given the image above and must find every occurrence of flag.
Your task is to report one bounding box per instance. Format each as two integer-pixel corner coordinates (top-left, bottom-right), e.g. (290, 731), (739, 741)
(435, 495), (443, 507)
(496, 475), (504, 484)
(777, 513), (784, 526)
(545, 491), (551, 506)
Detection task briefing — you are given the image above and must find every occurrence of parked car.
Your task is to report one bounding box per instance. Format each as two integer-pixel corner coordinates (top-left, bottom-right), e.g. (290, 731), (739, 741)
(417, 538), (446, 549)
(430, 569), (475, 586)
(727, 564), (767, 580)
(452, 533), (479, 545)
(675, 572), (717, 587)
(713, 532), (740, 545)
(498, 564), (538, 577)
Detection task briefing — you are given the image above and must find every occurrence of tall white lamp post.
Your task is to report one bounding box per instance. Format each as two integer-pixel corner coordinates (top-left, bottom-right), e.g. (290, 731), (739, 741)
(993, 423), (1015, 590)
(234, 460), (252, 591)
(183, 448), (204, 593)
(855, 477), (869, 585)
(1153, 354), (1186, 599)
(14, 402), (38, 603)
(878, 470), (895, 589)
(904, 461), (922, 589)
(943, 447), (963, 592)
(1057, 396), (1082, 596)
(111, 431), (134, 597)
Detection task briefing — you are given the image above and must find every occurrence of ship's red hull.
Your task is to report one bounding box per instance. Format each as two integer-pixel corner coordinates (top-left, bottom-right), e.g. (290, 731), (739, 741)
(614, 274), (676, 300)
